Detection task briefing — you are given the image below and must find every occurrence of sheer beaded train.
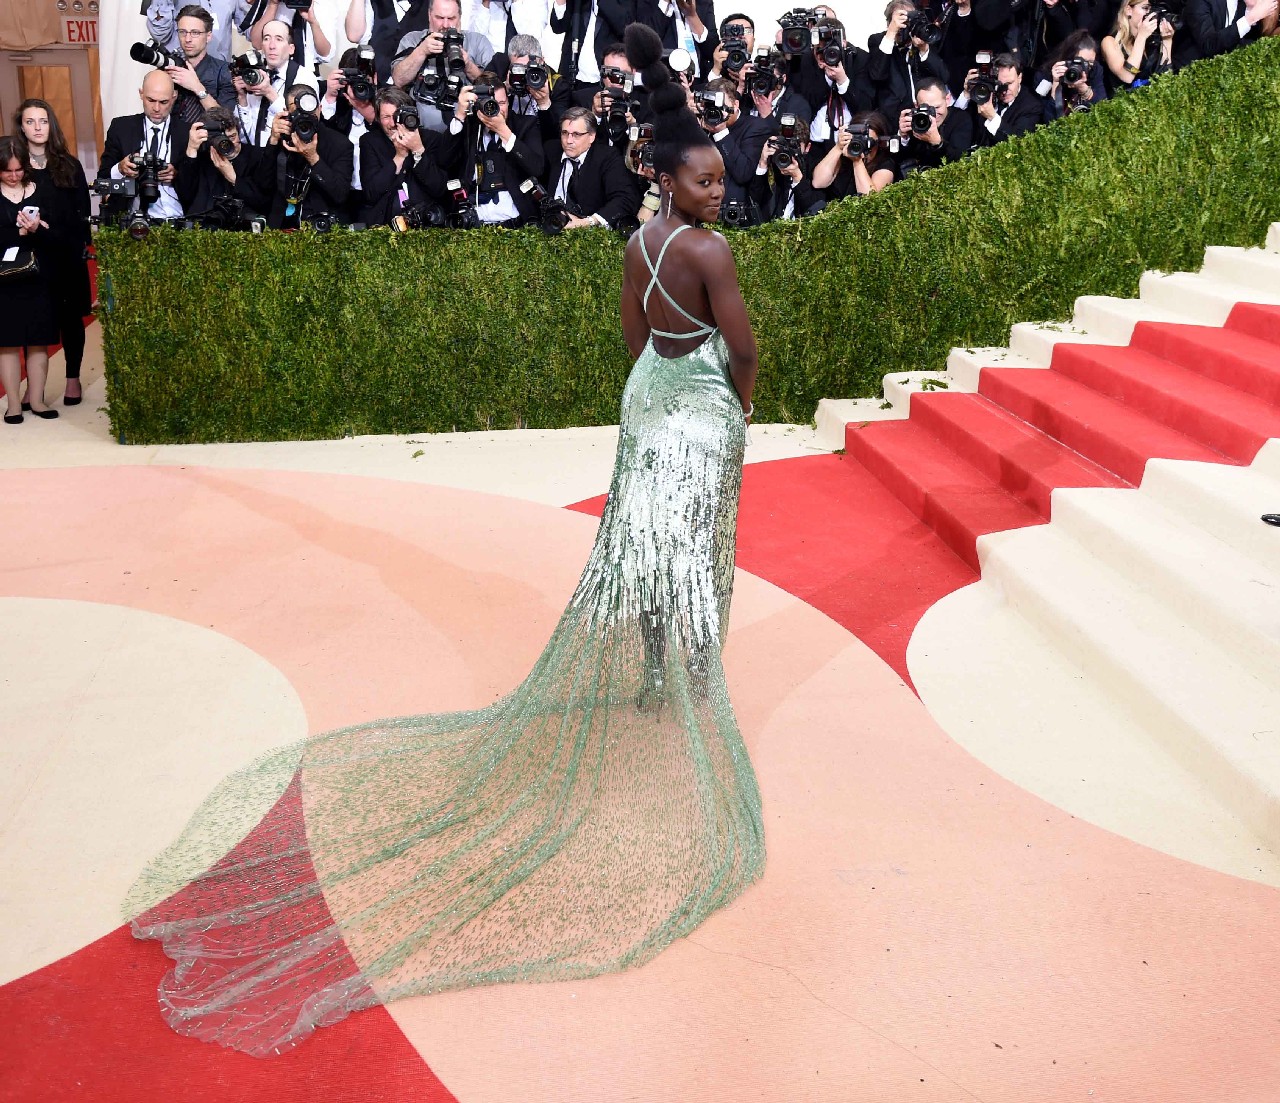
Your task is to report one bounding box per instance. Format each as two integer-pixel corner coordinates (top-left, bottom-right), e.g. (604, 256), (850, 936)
(125, 330), (766, 1056)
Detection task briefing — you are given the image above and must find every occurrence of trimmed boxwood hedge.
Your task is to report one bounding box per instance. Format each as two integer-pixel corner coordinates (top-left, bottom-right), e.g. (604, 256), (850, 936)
(99, 38), (1280, 444)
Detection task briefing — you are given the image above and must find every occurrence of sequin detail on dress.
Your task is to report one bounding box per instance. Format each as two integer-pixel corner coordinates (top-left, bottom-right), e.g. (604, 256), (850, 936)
(125, 329), (765, 1057)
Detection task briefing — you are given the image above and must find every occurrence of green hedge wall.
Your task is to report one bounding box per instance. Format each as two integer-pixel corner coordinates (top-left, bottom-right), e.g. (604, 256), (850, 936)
(99, 38), (1280, 444)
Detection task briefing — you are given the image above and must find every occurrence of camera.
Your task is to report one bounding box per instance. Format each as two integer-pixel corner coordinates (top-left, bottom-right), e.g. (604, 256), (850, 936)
(626, 122), (654, 174)
(719, 198), (751, 227)
(747, 51), (779, 95)
(910, 103), (936, 134)
(230, 49), (268, 87)
(770, 112), (802, 169)
(520, 178), (572, 235)
(602, 87), (634, 131)
(600, 66), (634, 92)
(508, 60), (549, 95)
(903, 10), (946, 48)
(194, 195), (265, 232)
(693, 88), (728, 127)
(446, 177), (481, 229)
(441, 28), (466, 73)
(91, 177), (137, 199)
(967, 51), (998, 105)
(1149, 0), (1183, 28)
(664, 47), (695, 80)
(130, 39), (185, 70)
(1064, 56), (1090, 84)
(811, 19), (845, 66)
(437, 73), (464, 111)
(721, 35), (750, 73)
(845, 123), (898, 157)
(470, 82), (501, 117)
(213, 131), (236, 157)
(394, 104), (420, 130)
(778, 8), (815, 56)
(391, 201), (448, 231)
(286, 89), (320, 143)
(337, 46), (377, 102)
(129, 151), (164, 205)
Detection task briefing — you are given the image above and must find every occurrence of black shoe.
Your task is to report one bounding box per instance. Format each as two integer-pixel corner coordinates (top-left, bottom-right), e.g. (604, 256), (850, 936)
(63, 393), (82, 406)
(1263, 514), (1280, 527)
(20, 401), (30, 411)
(4, 413), (23, 424)
(28, 407), (58, 420)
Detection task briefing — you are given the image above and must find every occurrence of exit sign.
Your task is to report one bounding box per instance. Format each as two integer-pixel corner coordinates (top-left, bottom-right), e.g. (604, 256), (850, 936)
(62, 18), (98, 44)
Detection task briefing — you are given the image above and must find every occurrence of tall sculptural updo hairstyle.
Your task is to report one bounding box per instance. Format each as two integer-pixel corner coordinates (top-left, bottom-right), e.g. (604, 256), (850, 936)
(624, 23), (717, 181)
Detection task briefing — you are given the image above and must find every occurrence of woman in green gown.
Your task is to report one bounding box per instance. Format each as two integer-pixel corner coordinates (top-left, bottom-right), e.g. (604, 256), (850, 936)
(127, 23), (764, 1057)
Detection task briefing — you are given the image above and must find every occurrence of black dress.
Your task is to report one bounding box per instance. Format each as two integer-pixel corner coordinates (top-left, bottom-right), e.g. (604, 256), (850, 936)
(0, 182), (60, 349)
(31, 160), (93, 375)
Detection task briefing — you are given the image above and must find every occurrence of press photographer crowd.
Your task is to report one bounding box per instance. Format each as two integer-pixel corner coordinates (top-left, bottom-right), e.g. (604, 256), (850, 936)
(1, 0), (1277, 417)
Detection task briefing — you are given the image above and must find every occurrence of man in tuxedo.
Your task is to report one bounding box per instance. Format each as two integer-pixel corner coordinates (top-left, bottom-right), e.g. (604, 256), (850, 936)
(788, 20), (877, 123)
(233, 18), (319, 147)
(704, 12), (755, 86)
(357, 87), (451, 223)
(697, 79), (773, 210)
(99, 70), (191, 223)
(391, 0), (495, 131)
(745, 48), (814, 129)
(894, 75), (972, 169)
(320, 46), (380, 218)
(547, 0), (633, 88)
(1184, 0), (1276, 61)
(868, 0), (951, 122)
(441, 73), (546, 225)
(563, 45), (647, 148)
(541, 107), (637, 228)
(960, 51), (1040, 145)
(175, 104), (270, 217)
(255, 84), (355, 226)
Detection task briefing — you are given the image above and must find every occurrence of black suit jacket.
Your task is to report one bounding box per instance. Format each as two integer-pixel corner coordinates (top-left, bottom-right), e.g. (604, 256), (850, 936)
(866, 32), (951, 121)
(790, 46), (877, 120)
(255, 123), (355, 227)
(971, 86), (1042, 145)
(359, 127), (450, 224)
(714, 113), (774, 204)
(900, 107), (974, 169)
(635, 0), (718, 76)
(541, 137), (637, 227)
(440, 113), (547, 223)
(1184, 0), (1259, 61)
(98, 113), (192, 218)
(174, 142), (270, 217)
(747, 156), (824, 222)
(549, 0), (634, 79)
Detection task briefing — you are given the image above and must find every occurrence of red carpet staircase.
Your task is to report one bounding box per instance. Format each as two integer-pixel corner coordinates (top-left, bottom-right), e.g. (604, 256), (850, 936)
(843, 300), (1280, 572)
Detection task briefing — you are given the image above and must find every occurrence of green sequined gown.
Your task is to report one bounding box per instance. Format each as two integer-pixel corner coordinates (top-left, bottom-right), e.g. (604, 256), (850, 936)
(127, 268), (765, 1058)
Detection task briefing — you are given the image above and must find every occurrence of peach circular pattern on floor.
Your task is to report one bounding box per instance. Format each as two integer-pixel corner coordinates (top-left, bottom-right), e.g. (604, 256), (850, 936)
(2, 465), (1279, 1102)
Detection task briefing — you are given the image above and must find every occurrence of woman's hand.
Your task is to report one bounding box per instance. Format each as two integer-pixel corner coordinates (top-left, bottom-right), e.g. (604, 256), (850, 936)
(15, 209), (43, 235)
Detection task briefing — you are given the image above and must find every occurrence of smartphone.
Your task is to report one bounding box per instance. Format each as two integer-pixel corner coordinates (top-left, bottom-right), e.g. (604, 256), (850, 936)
(21, 205), (39, 220)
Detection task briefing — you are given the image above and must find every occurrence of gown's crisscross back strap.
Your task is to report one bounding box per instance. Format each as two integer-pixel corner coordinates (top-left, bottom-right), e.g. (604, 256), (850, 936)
(125, 224), (765, 1058)
(639, 221), (717, 341)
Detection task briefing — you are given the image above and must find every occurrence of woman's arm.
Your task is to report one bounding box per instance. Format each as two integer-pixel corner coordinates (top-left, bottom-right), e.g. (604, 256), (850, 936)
(698, 232), (756, 412)
(810, 140), (844, 189)
(620, 240), (650, 359)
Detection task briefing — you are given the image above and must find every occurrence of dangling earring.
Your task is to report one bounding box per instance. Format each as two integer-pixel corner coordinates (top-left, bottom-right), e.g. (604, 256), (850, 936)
(663, 190), (672, 218)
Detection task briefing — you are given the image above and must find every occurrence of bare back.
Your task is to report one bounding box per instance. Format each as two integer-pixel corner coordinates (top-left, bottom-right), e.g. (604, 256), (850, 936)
(623, 220), (720, 359)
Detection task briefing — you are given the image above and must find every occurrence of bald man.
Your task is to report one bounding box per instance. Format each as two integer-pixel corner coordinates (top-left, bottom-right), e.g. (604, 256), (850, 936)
(99, 69), (191, 221)
(232, 17), (320, 146)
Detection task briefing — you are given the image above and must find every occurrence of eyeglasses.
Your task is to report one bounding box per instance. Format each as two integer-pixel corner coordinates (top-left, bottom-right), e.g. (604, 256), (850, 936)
(561, 129), (590, 137)
(177, 28), (208, 36)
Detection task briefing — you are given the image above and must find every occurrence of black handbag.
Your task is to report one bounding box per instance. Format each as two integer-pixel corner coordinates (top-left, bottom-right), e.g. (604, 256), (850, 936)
(0, 247), (39, 282)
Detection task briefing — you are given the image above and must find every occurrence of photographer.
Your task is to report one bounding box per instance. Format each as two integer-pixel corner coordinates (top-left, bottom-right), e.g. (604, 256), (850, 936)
(577, 47), (646, 148)
(811, 109), (899, 199)
(1100, 0), (1175, 90)
(440, 72), (545, 225)
(163, 5), (237, 118)
(868, 0), (951, 122)
(696, 79), (773, 214)
(635, 0), (716, 80)
(539, 106), (635, 228)
(391, 0), (495, 131)
(894, 75), (972, 169)
(789, 17), (877, 124)
(744, 47), (814, 129)
(357, 87), (451, 223)
(99, 70), (189, 223)
(957, 50), (1040, 143)
(255, 83), (354, 226)
(1035, 30), (1106, 119)
(1184, 0), (1276, 61)
(501, 33), (556, 127)
(145, 0), (251, 62)
(246, 0), (343, 76)
(320, 47), (380, 218)
(706, 13), (755, 85)
(345, 0), (427, 83)
(749, 121), (824, 221)
(233, 19), (319, 147)
(175, 104), (270, 216)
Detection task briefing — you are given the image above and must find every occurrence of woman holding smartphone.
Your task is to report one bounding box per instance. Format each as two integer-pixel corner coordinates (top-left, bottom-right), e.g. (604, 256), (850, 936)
(17, 99), (92, 406)
(0, 135), (59, 423)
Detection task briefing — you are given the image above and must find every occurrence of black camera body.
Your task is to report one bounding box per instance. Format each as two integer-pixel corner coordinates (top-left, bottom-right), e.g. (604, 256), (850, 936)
(1064, 56), (1090, 84)
(903, 10), (946, 48)
(910, 103), (937, 134)
(602, 87), (634, 133)
(778, 8), (815, 56)
(338, 47), (378, 101)
(770, 111), (802, 169)
(747, 51), (779, 95)
(722, 36), (750, 72)
(446, 177), (481, 229)
(520, 179), (571, 235)
(91, 177), (137, 199)
(811, 20), (845, 66)
(213, 132), (236, 157)
(230, 49), (268, 87)
(1149, 0), (1184, 28)
(130, 39), (186, 70)
(441, 29), (466, 73)
(470, 82), (501, 117)
(601, 66), (635, 93)
(846, 123), (892, 157)
(719, 198), (751, 227)
(693, 88), (728, 127)
(287, 89), (320, 143)
(394, 104), (421, 130)
(130, 151), (164, 205)
(391, 201), (448, 231)
(509, 60), (549, 94)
